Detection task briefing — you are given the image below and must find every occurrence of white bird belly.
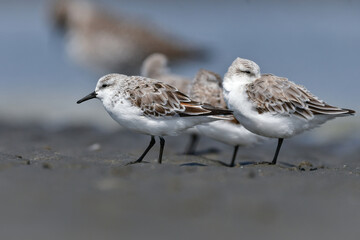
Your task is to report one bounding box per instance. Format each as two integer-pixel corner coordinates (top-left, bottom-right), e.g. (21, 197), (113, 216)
(104, 100), (216, 136)
(196, 120), (266, 146)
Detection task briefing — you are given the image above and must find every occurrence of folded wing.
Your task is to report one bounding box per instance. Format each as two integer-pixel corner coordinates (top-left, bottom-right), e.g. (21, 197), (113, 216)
(127, 78), (232, 117)
(246, 74), (355, 120)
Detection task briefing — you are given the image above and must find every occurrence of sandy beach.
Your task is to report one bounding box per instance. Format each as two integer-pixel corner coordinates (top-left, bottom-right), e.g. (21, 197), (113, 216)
(0, 122), (359, 240)
(1, 0), (359, 239)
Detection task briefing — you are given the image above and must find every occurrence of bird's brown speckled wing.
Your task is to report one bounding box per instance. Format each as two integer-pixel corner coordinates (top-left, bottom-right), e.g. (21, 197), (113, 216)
(190, 69), (227, 109)
(126, 77), (232, 117)
(246, 74), (354, 120)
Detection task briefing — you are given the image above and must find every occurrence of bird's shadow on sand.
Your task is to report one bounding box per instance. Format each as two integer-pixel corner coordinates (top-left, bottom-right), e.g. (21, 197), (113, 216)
(123, 154), (324, 171)
(180, 162), (208, 167)
(178, 147), (221, 156)
(179, 158), (260, 168)
(180, 155), (324, 171)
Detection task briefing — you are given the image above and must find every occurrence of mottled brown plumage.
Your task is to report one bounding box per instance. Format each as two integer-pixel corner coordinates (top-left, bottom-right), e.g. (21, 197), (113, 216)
(190, 69), (227, 109)
(189, 69), (241, 124)
(122, 76), (231, 118)
(246, 74), (354, 120)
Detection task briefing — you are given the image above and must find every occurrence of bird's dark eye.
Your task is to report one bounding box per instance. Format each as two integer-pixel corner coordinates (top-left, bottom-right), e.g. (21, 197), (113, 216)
(243, 70), (251, 74)
(102, 84), (108, 88)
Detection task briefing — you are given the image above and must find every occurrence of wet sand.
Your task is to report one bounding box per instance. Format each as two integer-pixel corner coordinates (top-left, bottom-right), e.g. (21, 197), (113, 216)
(0, 122), (359, 240)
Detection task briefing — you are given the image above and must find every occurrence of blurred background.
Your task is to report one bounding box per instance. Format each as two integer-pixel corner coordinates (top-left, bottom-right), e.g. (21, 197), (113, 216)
(1, 1), (360, 240)
(0, 0), (359, 139)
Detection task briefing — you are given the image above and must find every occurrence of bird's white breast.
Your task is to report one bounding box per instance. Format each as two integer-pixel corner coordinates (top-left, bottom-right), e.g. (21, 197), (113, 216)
(196, 120), (266, 146)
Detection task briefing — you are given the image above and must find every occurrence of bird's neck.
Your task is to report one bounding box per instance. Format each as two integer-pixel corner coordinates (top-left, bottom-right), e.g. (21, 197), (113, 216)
(223, 75), (253, 93)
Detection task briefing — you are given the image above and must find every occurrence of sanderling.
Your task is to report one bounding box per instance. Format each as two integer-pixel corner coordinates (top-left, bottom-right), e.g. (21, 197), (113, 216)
(223, 57), (356, 165)
(190, 69), (266, 167)
(51, 0), (204, 74)
(141, 53), (192, 93)
(77, 73), (232, 165)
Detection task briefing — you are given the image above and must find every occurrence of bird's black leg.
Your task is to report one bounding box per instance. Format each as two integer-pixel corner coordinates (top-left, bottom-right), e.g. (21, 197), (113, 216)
(271, 138), (284, 165)
(256, 138), (284, 165)
(158, 136), (165, 164)
(184, 134), (199, 155)
(229, 145), (239, 167)
(126, 136), (155, 165)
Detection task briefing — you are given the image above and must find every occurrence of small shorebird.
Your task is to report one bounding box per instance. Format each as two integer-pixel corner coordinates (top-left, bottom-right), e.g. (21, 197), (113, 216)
(52, 0), (204, 74)
(190, 69), (266, 167)
(223, 57), (355, 165)
(77, 74), (232, 165)
(141, 53), (192, 94)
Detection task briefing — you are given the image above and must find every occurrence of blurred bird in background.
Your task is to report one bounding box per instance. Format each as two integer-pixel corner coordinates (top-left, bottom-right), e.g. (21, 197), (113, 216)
(141, 53), (192, 94)
(189, 69), (267, 166)
(51, 0), (206, 75)
(141, 53), (199, 155)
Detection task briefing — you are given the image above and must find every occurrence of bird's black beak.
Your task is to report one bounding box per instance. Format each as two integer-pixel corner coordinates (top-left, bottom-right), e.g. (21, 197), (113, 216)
(77, 91), (97, 104)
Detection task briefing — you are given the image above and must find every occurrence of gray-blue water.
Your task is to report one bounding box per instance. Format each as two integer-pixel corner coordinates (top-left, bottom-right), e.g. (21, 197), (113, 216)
(0, 0), (359, 140)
